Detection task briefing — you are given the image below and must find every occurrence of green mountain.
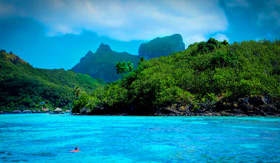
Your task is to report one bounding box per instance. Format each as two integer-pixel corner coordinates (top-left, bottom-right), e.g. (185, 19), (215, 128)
(0, 50), (103, 111)
(139, 34), (185, 59)
(72, 44), (140, 82)
(73, 39), (280, 116)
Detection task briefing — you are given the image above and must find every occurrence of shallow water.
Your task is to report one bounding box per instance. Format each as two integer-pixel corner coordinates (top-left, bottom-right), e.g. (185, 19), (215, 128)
(0, 114), (280, 162)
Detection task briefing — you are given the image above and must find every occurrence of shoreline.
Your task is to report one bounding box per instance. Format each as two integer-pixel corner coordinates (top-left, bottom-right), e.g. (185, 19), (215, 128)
(72, 112), (280, 117)
(71, 95), (280, 117)
(1, 112), (280, 117)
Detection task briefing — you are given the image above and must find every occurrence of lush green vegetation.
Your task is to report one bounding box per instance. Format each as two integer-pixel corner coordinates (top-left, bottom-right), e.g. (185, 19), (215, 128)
(72, 43), (140, 82)
(0, 50), (103, 112)
(73, 39), (280, 115)
(139, 34), (185, 59)
(116, 61), (134, 74)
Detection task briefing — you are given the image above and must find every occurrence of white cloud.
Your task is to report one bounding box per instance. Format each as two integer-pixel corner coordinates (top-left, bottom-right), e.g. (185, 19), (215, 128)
(213, 33), (229, 41)
(185, 34), (207, 46)
(0, 0), (228, 42)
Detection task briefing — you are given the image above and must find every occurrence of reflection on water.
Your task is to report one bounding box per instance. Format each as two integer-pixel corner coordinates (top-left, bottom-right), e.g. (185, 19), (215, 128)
(0, 114), (280, 162)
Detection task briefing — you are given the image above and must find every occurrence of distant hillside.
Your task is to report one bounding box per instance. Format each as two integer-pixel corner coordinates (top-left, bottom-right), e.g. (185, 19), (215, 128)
(139, 34), (185, 59)
(0, 50), (103, 111)
(72, 43), (140, 82)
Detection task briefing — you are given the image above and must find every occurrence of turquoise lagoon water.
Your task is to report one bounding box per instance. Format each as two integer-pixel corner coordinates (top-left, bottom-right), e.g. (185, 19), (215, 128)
(0, 114), (280, 162)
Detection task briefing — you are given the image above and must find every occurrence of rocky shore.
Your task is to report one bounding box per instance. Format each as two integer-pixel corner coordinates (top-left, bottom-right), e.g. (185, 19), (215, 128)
(2, 95), (279, 117)
(76, 95), (280, 117)
(155, 96), (280, 117)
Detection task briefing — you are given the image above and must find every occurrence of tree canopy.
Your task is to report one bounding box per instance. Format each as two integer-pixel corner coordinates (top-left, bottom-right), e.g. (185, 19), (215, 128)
(0, 50), (104, 111)
(116, 61), (134, 74)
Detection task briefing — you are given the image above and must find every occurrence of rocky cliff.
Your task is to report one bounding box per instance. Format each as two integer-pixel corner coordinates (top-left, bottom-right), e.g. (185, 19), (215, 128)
(139, 34), (185, 59)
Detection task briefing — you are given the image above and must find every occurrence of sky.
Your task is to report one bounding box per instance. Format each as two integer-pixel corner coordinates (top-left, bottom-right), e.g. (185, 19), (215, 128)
(0, 0), (279, 69)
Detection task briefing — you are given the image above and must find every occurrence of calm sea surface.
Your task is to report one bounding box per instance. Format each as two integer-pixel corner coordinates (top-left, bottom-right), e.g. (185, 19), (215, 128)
(0, 114), (280, 162)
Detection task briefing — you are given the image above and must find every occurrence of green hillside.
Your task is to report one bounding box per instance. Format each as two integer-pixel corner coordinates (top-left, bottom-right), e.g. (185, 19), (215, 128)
(73, 39), (280, 115)
(0, 50), (103, 111)
(72, 43), (140, 82)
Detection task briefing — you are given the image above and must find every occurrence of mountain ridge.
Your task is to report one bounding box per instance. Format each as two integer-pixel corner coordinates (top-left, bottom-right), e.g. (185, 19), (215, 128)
(72, 43), (140, 82)
(72, 34), (186, 82)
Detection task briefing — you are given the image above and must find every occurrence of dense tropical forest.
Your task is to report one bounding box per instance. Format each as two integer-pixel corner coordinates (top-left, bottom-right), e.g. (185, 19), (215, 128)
(73, 39), (280, 116)
(0, 50), (103, 112)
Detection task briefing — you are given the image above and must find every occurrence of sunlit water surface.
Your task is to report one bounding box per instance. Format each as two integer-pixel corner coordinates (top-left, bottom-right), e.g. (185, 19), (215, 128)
(0, 114), (280, 162)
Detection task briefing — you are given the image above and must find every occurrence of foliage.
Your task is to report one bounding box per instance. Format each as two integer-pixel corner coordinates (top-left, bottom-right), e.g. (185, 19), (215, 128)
(0, 51), (104, 111)
(48, 39), (280, 114)
(72, 91), (89, 113)
(116, 61), (134, 74)
(191, 38), (229, 55)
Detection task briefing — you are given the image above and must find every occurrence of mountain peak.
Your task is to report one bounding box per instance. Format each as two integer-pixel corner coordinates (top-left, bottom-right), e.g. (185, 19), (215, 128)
(86, 50), (94, 56)
(139, 34), (185, 59)
(72, 44), (140, 82)
(96, 43), (112, 54)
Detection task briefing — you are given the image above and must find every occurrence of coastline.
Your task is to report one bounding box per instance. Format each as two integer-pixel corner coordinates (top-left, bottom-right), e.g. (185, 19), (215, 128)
(1, 112), (279, 117)
(1, 95), (279, 117)
(1, 110), (280, 118)
(74, 95), (280, 117)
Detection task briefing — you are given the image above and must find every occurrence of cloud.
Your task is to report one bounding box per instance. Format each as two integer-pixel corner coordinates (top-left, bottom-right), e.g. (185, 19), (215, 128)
(213, 33), (229, 41)
(224, 0), (249, 8)
(185, 34), (207, 45)
(0, 0), (228, 41)
(257, 0), (280, 27)
(0, 1), (15, 16)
